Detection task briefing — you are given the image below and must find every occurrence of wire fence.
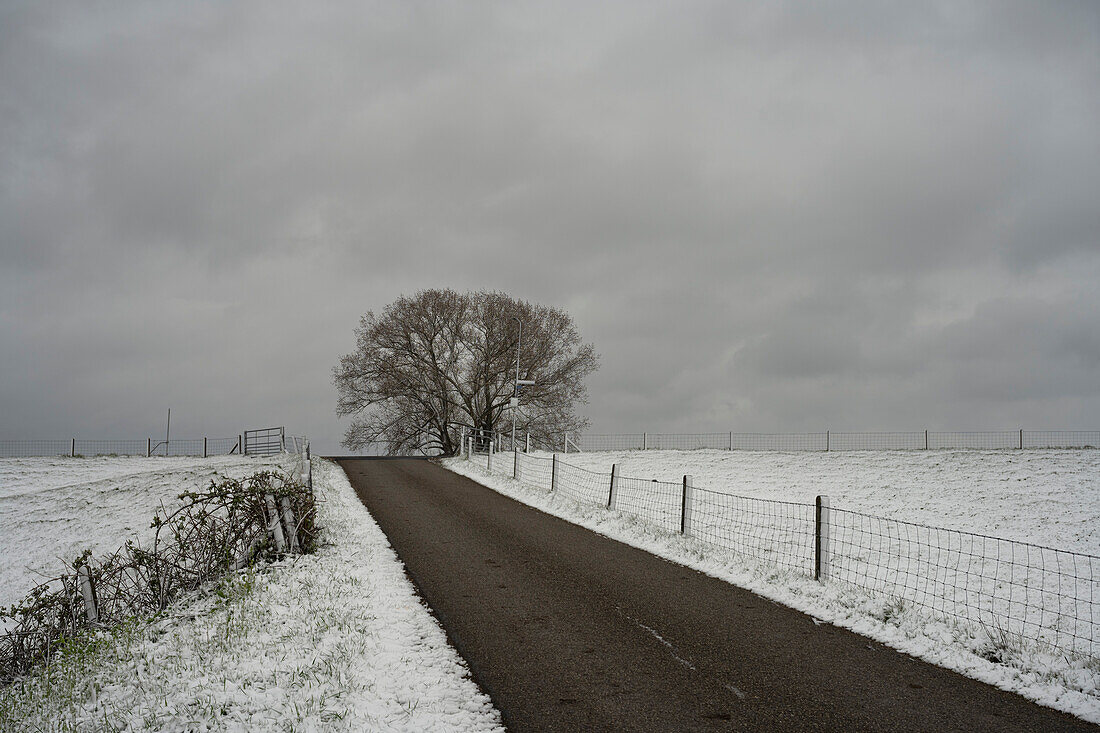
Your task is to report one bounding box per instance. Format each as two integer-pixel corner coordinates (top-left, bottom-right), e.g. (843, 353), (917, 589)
(566, 430), (1100, 452)
(463, 446), (1100, 662)
(0, 430), (309, 458)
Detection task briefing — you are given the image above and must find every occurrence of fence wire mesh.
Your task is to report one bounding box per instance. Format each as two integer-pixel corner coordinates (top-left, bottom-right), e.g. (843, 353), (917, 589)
(77, 439), (151, 456)
(577, 434), (646, 451)
(1024, 431), (1100, 450)
(571, 430), (1100, 452)
(0, 431), (305, 458)
(464, 448), (1100, 661)
(612, 475), (683, 533)
(0, 440), (73, 457)
(827, 509), (1100, 658)
(691, 488), (815, 574)
(554, 461), (612, 506)
(516, 451), (553, 490)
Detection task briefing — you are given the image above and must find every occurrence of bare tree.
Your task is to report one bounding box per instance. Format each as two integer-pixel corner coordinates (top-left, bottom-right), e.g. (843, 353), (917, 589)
(334, 289), (599, 455)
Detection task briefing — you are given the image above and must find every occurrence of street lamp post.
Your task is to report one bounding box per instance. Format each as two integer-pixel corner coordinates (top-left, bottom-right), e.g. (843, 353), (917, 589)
(510, 315), (537, 451)
(511, 316), (521, 449)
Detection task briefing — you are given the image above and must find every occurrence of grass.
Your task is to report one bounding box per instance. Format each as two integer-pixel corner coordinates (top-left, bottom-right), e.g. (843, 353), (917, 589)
(0, 572), (262, 731)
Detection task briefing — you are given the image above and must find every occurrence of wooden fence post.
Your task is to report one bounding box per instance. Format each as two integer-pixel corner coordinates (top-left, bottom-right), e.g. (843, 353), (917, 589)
(71, 438), (75, 457)
(526, 433), (530, 453)
(729, 431), (733, 451)
(147, 438), (152, 457)
(203, 436), (208, 458)
(265, 494), (287, 553)
(551, 454), (558, 493)
(643, 432), (648, 450)
(826, 430), (830, 452)
(280, 497), (300, 553)
(681, 475), (693, 535)
(487, 441), (493, 473)
(815, 495), (831, 581)
(608, 464), (619, 509)
(513, 448), (519, 480)
(1019, 428), (1024, 450)
(78, 564), (98, 623)
(925, 429), (929, 450)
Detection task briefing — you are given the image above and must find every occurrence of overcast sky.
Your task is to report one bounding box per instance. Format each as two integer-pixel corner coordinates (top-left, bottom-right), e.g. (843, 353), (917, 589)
(2, 1), (1098, 454)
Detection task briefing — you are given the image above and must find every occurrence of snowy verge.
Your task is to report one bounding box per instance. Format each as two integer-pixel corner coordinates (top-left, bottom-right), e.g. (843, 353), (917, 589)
(441, 456), (1100, 725)
(0, 459), (503, 732)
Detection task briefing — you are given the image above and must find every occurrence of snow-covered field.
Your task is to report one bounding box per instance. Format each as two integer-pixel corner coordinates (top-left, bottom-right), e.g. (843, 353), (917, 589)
(443, 450), (1100, 724)
(0, 455), (301, 609)
(1, 459), (503, 731)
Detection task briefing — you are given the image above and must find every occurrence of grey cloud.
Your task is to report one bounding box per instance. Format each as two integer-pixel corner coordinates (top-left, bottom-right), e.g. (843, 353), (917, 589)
(2, 1), (1098, 451)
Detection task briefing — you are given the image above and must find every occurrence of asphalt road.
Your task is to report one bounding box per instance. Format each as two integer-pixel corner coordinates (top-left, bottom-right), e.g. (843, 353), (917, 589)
(338, 458), (1094, 732)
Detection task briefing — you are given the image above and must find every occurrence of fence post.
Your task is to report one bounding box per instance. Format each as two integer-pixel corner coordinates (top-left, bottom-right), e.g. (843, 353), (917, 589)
(71, 438), (75, 457)
(238, 434), (243, 455)
(526, 433), (530, 453)
(1019, 428), (1023, 450)
(306, 440), (312, 490)
(551, 453), (558, 493)
(280, 497), (300, 553)
(487, 441), (493, 473)
(815, 495), (831, 581)
(513, 449), (519, 480)
(78, 564), (98, 623)
(729, 431), (733, 451)
(203, 436), (208, 458)
(265, 493), (287, 553)
(681, 475), (693, 535)
(826, 430), (830, 452)
(608, 463), (619, 509)
(643, 432), (648, 450)
(924, 429), (929, 450)
(147, 438), (152, 457)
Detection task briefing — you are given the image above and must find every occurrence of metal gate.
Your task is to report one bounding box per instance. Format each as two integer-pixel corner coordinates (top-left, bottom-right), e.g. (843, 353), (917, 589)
(244, 426), (284, 455)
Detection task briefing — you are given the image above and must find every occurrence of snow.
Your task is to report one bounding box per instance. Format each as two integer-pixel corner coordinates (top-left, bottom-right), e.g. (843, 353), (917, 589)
(443, 450), (1100, 724)
(1, 458), (503, 732)
(0, 455), (298, 609)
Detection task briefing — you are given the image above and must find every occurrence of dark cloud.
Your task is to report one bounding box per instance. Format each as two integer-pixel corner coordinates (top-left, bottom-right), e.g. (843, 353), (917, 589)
(1, 1), (1098, 451)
